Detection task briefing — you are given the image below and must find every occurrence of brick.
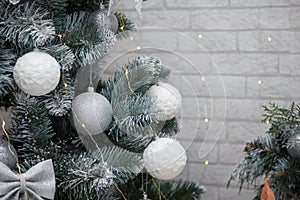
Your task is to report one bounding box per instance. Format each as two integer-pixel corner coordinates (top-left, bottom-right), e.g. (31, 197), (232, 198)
(179, 119), (227, 142)
(219, 143), (245, 164)
(238, 31), (290, 52)
(290, 8), (300, 29)
(198, 32), (237, 52)
(170, 75), (244, 97)
(290, 32), (300, 53)
(290, 77), (300, 99)
(200, 32), (237, 52)
(166, 0), (229, 8)
(170, 75), (209, 97)
(191, 9), (259, 30)
(107, 31), (179, 53)
(226, 121), (267, 143)
(178, 31), (238, 52)
(201, 186), (219, 200)
(186, 141), (219, 163)
(129, 10), (190, 30)
(220, 187), (255, 200)
(222, 76), (246, 97)
(120, 0), (164, 10)
(290, 0), (300, 5)
(231, 0), (288, 7)
(280, 54), (300, 75)
(181, 97), (213, 119)
(189, 164), (235, 185)
(247, 77), (300, 99)
(214, 99), (285, 120)
(211, 53), (279, 75)
(177, 119), (207, 141)
(202, 120), (227, 142)
(259, 8), (289, 29)
(154, 52), (211, 75)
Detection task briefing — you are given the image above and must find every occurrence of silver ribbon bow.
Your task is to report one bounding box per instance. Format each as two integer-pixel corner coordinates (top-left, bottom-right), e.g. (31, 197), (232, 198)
(0, 159), (56, 200)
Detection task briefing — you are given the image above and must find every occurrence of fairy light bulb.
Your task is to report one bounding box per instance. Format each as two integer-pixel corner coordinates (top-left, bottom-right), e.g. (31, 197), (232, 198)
(204, 160), (209, 165)
(258, 80), (262, 85)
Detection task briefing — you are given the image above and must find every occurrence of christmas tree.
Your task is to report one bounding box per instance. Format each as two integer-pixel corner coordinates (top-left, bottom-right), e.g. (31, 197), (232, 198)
(0, 0), (205, 199)
(228, 103), (300, 200)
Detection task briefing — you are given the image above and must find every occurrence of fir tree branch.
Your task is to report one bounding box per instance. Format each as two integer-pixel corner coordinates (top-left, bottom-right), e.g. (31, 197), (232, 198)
(56, 146), (143, 199)
(0, 48), (16, 100)
(10, 97), (55, 160)
(228, 103), (300, 200)
(57, 11), (116, 70)
(39, 73), (75, 117)
(0, 2), (55, 49)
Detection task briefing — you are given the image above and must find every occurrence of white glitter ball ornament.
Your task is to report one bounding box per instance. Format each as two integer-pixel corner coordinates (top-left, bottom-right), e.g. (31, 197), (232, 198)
(146, 82), (182, 121)
(13, 51), (61, 96)
(89, 5), (119, 33)
(72, 87), (113, 135)
(143, 137), (187, 180)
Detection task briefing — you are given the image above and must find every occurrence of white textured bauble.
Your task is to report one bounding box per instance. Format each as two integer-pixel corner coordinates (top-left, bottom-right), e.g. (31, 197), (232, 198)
(143, 138), (187, 180)
(146, 82), (182, 121)
(89, 8), (119, 33)
(13, 51), (61, 96)
(72, 89), (113, 135)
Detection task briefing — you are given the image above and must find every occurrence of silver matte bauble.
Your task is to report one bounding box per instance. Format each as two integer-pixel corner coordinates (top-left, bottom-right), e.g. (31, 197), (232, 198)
(143, 137), (187, 180)
(13, 51), (61, 96)
(287, 132), (300, 159)
(89, 8), (119, 33)
(72, 88), (113, 135)
(0, 140), (18, 169)
(146, 82), (182, 121)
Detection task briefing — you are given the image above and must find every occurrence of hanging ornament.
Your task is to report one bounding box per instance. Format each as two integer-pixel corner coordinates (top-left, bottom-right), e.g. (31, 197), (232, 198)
(13, 50), (61, 96)
(0, 140), (17, 169)
(146, 82), (182, 121)
(143, 137), (187, 180)
(0, 159), (56, 200)
(287, 132), (300, 159)
(260, 178), (275, 200)
(89, 4), (119, 33)
(9, 0), (20, 5)
(139, 192), (151, 200)
(72, 87), (113, 135)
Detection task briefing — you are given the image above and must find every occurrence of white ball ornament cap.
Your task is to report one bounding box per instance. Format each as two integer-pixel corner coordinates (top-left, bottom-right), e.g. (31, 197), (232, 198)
(13, 51), (61, 96)
(72, 87), (113, 135)
(146, 82), (182, 121)
(143, 137), (187, 180)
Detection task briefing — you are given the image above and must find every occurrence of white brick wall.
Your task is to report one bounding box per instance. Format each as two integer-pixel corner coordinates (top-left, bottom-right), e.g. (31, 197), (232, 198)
(108, 0), (300, 199)
(1, 1), (299, 199)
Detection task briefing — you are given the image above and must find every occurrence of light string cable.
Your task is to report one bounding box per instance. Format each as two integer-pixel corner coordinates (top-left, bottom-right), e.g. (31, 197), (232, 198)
(0, 115), (22, 174)
(152, 178), (168, 200)
(72, 65), (128, 200)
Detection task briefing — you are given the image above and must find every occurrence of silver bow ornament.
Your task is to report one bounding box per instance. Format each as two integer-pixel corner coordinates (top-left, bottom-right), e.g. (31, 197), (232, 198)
(0, 159), (56, 200)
